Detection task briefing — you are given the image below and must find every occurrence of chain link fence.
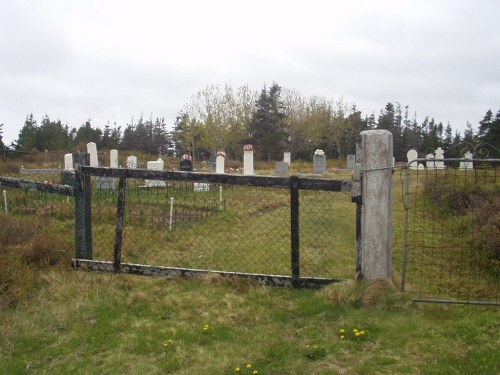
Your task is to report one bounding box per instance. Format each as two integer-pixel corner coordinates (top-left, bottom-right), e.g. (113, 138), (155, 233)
(85, 171), (356, 281)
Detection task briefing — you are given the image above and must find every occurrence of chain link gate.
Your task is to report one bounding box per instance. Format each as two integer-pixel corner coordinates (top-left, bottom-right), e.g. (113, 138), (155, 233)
(401, 144), (500, 305)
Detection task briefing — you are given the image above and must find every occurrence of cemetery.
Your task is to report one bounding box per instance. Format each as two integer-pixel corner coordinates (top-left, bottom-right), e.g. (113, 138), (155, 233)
(0, 133), (499, 374)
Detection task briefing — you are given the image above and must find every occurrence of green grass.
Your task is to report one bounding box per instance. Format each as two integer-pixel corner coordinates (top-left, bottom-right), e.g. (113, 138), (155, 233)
(0, 272), (498, 374)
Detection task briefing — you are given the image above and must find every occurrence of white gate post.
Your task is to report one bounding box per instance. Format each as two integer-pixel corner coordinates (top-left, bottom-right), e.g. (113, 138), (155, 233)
(359, 130), (393, 280)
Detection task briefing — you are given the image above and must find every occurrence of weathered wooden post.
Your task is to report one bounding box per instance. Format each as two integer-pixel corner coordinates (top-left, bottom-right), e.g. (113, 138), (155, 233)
(74, 152), (92, 260)
(358, 130), (393, 280)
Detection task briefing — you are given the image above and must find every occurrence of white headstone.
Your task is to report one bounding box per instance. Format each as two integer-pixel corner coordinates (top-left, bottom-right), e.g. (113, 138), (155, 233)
(64, 153), (74, 171)
(216, 154), (225, 174)
(283, 152), (291, 165)
(127, 155), (138, 169)
(243, 150), (254, 175)
(435, 147), (445, 169)
(87, 142), (98, 167)
(110, 149), (119, 168)
(146, 158), (166, 187)
(407, 149), (424, 170)
(460, 151), (473, 170)
(426, 153), (436, 169)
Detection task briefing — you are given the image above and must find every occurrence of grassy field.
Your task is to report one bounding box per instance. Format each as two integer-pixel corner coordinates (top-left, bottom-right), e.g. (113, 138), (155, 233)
(1, 153), (499, 374)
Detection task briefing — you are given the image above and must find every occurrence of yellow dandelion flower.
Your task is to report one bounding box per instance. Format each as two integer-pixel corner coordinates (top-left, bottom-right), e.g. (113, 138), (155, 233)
(360, 331), (366, 335)
(353, 328), (358, 333)
(355, 332), (360, 337)
(247, 364), (253, 368)
(252, 371), (258, 375)
(235, 368), (240, 373)
(340, 329), (345, 333)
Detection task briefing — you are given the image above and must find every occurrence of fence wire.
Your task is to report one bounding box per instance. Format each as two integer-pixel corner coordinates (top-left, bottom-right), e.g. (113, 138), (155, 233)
(402, 161), (500, 305)
(89, 177), (355, 279)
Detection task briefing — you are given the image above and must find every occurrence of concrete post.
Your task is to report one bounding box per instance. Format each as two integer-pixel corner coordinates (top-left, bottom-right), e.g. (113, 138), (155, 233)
(360, 130), (393, 280)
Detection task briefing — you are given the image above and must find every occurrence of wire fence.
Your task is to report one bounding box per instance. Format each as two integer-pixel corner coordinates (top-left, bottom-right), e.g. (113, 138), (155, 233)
(402, 160), (500, 305)
(88, 175), (356, 280)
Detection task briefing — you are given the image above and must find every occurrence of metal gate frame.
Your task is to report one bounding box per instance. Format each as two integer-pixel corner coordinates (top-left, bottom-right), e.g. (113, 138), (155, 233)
(401, 143), (500, 305)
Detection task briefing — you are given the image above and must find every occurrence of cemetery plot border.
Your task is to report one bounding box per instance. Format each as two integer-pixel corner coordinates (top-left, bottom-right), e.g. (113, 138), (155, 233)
(401, 156), (500, 306)
(72, 164), (353, 288)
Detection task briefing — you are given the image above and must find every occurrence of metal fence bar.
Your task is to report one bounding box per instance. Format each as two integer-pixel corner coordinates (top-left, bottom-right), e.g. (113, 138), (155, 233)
(113, 172), (127, 273)
(290, 176), (300, 287)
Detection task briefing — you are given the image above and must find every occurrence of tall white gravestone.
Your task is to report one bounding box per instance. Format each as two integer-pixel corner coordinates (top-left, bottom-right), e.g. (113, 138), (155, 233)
(313, 150), (326, 174)
(243, 145), (254, 175)
(216, 152), (225, 174)
(435, 147), (445, 169)
(283, 152), (291, 165)
(87, 142), (98, 167)
(64, 153), (74, 171)
(110, 149), (119, 168)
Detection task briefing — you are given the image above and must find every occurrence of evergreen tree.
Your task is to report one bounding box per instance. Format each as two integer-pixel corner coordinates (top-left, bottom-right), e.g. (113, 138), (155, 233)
(248, 83), (287, 161)
(0, 123), (4, 149)
(478, 109), (500, 154)
(74, 120), (102, 146)
(14, 114), (38, 151)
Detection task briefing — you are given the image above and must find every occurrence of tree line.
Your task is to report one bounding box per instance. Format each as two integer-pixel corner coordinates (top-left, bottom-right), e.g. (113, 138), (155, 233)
(10, 82), (500, 161)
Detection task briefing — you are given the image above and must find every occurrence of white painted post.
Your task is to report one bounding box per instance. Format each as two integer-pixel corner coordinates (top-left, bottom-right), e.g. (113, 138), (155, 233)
(3, 190), (7, 213)
(169, 197), (174, 230)
(360, 130), (393, 281)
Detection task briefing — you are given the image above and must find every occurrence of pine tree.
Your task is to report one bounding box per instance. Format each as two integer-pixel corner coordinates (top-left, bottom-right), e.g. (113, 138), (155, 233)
(478, 109), (500, 154)
(248, 83), (287, 161)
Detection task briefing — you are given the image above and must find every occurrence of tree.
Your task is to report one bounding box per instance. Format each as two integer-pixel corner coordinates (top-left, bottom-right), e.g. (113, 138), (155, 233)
(478, 109), (500, 154)
(0, 123), (4, 149)
(248, 83), (287, 161)
(74, 120), (102, 146)
(14, 114), (38, 151)
(37, 116), (71, 150)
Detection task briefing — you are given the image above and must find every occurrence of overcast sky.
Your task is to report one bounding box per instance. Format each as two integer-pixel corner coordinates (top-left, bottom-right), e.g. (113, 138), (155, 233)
(1, 0), (499, 145)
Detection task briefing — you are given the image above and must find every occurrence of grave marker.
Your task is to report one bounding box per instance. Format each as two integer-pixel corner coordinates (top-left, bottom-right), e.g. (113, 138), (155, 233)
(347, 154), (356, 170)
(283, 152), (291, 165)
(460, 151), (473, 170)
(275, 161), (289, 176)
(146, 158), (166, 187)
(313, 149), (326, 174)
(216, 151), (225, 174)
(243, 144), (254, 175)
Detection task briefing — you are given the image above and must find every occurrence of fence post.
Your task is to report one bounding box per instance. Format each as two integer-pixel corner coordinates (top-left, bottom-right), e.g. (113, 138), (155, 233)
(113, 171), (126, 273)
(290, 176), (300, 287)
(359, 130), (393, 280)
(74, 152), (92, 260)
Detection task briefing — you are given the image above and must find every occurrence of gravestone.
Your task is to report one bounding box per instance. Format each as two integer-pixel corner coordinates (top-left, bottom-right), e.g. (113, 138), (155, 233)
(127, 155), (138, 169)
(313, 152), (326, 174)
(407, 149), (424, 170)
(435, 147), (445, 169)
(180, 159), (193, 171)
(87, 142), (98, 167)
(193, 183), (210, 192)
(243, 149), (254, 175)
(275, 161), (289, 176)
(347, 154), (356, 170)
(460, 151), (473, 170)
(110, 149), (119, 168)
(216, 154), (225, 174)
(146, 158), (166, 187)
(64, 153), (74, 171)
(426, 153), (436, 169)
(283, 152), (291, 165)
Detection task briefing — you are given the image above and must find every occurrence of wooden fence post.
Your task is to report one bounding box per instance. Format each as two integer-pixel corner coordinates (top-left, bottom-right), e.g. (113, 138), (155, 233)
(359, 130), (393, 280)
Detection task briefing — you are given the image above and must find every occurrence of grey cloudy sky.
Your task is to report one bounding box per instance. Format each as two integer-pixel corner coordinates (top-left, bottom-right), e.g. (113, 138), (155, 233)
(1, 0), (499, 145)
